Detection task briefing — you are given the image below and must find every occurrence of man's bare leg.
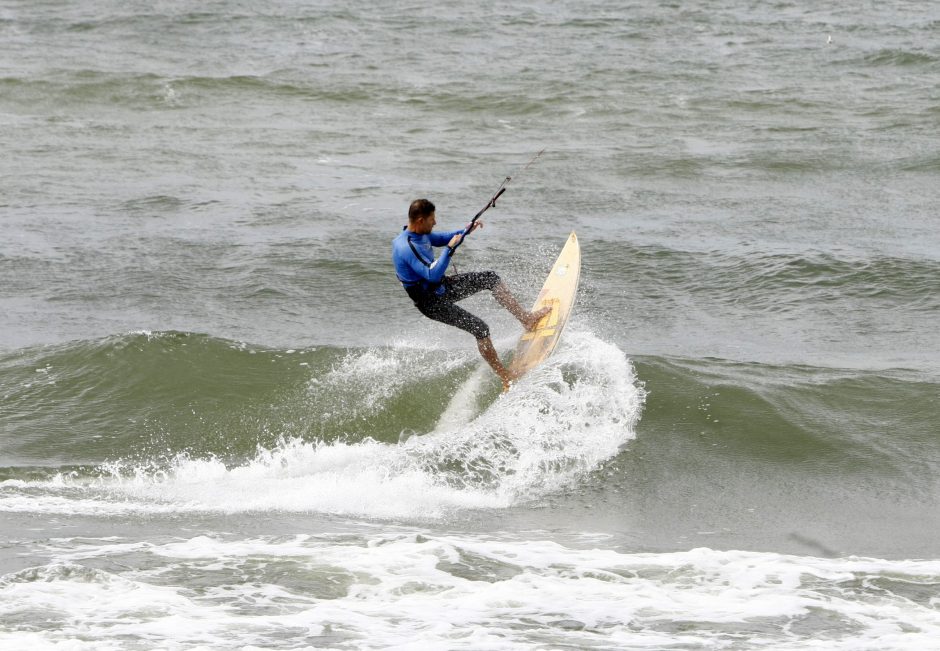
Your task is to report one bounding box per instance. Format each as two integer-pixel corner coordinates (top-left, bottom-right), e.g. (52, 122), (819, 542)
(477, 336), (514, 391)
(492, 282), (551, 331)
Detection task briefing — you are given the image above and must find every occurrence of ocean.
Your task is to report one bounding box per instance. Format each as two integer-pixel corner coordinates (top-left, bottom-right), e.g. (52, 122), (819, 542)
(2, 1), (940, 649)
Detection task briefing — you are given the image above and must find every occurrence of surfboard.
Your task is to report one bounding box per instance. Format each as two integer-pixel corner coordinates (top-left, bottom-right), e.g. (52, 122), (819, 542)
(508, 231), (581, 379)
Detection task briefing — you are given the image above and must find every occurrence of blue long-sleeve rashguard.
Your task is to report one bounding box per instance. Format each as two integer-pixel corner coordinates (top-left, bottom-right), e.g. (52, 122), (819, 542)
(392, 227), (463, 295)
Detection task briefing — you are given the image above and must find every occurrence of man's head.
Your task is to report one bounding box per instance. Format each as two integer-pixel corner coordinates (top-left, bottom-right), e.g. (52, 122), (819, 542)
(408, 198), (436, 234)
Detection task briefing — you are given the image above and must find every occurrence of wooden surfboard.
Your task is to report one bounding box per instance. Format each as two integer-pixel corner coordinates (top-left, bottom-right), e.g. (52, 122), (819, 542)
(508, 231), (581, 378)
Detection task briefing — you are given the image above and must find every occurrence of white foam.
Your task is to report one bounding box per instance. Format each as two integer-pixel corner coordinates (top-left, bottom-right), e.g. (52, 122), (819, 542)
(4, 534), (940, 651)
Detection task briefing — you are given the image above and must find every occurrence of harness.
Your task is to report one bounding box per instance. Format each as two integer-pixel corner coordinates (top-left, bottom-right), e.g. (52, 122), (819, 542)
(407, 237), (432, 269)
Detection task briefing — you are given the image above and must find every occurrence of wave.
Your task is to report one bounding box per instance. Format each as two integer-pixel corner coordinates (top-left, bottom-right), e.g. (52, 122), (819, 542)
(900, 154), (940, 173)
(590, 242), (940, 313)
(862, 49), (939, 67)
(0, 329), (644, 519)
(634, 355), (940, 469)
(4, 328), (938, 519)
(0, 68), (576, 119)
(0, 331), (331, 465)
(0, 68), (568, 116)
(0, 71), (382, 110)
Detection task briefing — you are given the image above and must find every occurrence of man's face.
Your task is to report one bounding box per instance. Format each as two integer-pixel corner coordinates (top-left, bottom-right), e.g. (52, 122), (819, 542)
(415, 211), (436, 234)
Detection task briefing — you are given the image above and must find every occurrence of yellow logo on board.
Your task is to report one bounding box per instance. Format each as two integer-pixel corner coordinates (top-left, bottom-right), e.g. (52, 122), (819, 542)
(521, 298), (560, 340)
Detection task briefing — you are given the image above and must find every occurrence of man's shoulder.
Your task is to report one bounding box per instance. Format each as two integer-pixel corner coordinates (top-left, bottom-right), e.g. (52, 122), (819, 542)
(392, 228), (417, 257)
(394, 230), (431, 244)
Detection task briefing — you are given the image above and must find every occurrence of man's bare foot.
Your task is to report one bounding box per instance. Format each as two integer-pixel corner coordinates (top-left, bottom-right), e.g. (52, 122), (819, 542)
(522, 306), (552, 331)
(500, 369), (520, 392)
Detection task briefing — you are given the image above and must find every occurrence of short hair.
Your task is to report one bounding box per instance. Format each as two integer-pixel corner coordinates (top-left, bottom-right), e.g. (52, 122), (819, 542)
(408, 198), (435, 222)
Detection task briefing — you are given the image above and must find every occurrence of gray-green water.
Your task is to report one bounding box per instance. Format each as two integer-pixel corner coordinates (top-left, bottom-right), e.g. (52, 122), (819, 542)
(2, 1), (940, 649)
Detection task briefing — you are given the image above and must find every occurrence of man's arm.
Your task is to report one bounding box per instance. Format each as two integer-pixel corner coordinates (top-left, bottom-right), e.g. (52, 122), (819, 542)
(428, 229), (463, 247)
(430, 221), (481, 250)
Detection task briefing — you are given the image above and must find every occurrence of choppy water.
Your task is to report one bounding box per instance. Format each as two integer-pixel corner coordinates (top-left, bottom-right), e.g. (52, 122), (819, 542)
(3, 1), (940, 649)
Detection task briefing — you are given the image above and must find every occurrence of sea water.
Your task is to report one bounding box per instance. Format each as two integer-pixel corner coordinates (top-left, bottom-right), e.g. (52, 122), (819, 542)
(2, 1), (940, 649)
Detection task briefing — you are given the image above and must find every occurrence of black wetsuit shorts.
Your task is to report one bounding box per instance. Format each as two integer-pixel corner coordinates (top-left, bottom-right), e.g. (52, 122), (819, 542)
(406, 271), (501, 340)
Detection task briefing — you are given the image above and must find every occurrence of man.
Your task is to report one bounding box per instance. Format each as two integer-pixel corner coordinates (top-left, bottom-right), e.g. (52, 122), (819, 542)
(392, 198), (549, 390)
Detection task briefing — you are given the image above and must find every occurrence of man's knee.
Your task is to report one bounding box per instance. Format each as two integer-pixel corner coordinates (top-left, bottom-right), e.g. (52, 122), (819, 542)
(455, 310), (490, 340)
(467, 318), (491, 340)
(480, 270), (501, 291)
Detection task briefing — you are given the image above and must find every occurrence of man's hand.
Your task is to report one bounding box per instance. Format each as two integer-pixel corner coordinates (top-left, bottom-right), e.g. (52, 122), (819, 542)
(449, 220), (483, 250)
